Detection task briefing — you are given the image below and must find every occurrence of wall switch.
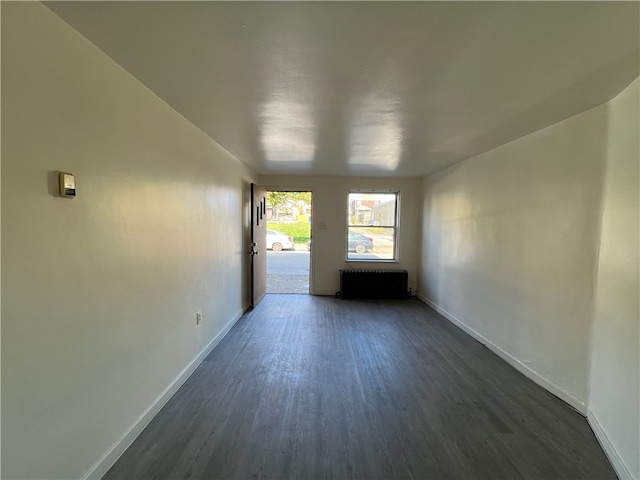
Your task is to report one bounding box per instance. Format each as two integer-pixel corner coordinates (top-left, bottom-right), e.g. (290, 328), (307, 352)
(196, 312), (202, 325)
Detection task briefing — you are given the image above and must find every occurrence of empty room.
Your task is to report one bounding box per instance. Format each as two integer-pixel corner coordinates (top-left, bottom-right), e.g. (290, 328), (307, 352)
(1, 2), (638, 479)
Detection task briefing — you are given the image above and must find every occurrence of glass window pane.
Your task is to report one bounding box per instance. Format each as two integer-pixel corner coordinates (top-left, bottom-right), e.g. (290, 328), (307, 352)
(346, 191), (399, 261)
(348, 193), (397, 227)
(347, 227), (396, 260)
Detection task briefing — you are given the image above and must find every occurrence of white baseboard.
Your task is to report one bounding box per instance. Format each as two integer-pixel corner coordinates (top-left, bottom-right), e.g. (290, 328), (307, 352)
(587, 408), (635, 480)
(417, 294), (587, 415)
(83, 308), (245, 480)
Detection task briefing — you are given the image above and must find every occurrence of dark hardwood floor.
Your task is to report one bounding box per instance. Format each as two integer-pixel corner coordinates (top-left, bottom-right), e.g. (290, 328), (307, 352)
(104, 295), (615, 480)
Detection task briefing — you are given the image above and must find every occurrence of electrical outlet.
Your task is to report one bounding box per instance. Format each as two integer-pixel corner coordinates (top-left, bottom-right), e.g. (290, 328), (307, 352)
(196, 312), (202, 325)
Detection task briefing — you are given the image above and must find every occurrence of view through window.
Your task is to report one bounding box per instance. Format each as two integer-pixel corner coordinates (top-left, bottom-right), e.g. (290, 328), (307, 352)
(347, 192), (398, 261)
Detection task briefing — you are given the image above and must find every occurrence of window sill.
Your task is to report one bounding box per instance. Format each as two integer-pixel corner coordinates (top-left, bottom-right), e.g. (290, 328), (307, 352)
(346, 258), (399, 263)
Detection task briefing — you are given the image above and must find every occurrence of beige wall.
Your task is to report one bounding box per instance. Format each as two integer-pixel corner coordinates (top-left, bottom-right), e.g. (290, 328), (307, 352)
(1, 3), (256, 479)
(258, 176), (422, 295)
(418, 78), (639, 478)
(588, 79), (639, 480)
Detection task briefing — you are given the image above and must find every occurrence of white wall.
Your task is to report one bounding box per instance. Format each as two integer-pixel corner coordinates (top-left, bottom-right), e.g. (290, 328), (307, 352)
(1, 3), (256, 479)
(258, 176), (421, 296)
(418, 78), (639, 479)
(418, 103), (610, 411)
(588, 79), (639, 480)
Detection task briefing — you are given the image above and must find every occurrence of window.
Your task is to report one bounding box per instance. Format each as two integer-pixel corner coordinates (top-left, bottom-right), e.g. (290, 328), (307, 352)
(347, 192), (399, 261)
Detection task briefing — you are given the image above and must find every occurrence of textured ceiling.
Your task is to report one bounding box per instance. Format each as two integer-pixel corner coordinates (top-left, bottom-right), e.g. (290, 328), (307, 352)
(46, 1), (639, 177)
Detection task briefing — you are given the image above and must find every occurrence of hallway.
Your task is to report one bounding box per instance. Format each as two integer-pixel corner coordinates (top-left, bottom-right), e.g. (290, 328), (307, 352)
(3, 3), (637, 478)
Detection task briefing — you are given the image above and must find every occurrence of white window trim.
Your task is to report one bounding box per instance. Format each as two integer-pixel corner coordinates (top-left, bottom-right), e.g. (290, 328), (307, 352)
(346, 190), (400, 263)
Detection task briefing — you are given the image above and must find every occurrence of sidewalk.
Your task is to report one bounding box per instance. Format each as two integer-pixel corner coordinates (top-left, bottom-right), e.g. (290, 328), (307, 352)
(266, 273), (309, 294)
(266, 244), (310, 294)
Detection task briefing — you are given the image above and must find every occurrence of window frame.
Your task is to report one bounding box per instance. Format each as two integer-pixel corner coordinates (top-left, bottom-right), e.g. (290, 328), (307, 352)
(346, 190), (400, 263)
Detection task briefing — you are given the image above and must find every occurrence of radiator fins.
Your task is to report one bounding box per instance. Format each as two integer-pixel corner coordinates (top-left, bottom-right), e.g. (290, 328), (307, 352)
(339, 269), (409, 300)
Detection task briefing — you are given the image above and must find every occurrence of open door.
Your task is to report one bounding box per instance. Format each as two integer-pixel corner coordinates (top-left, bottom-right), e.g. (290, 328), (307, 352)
(250, 183), (267, 308)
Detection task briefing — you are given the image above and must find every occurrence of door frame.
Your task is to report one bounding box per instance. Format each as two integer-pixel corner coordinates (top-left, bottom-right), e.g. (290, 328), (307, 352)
(262, 186), (315, 295)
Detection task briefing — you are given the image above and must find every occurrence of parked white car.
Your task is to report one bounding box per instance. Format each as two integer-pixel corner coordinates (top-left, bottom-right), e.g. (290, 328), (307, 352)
(267, 230), (294, 251)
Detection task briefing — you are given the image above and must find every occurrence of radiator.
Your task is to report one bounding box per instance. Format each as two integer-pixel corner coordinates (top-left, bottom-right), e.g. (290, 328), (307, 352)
(339, 269), (409, 300)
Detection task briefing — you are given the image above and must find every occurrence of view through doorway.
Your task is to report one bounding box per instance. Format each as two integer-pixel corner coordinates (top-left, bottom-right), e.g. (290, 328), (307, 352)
(266, 191), (312, 294)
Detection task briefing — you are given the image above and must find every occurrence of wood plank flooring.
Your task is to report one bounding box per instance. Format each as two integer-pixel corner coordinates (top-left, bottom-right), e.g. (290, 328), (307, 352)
(104, 295), (616, 480)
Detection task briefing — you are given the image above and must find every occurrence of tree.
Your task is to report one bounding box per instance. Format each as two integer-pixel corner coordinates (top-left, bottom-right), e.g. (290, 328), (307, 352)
(289, 192), (311, 206)
(267, 191), (289, 211)
(267, 192), (312, 219)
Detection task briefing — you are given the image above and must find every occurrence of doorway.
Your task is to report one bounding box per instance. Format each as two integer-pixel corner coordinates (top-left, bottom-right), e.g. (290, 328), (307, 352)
(265, 190), (312, 294)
